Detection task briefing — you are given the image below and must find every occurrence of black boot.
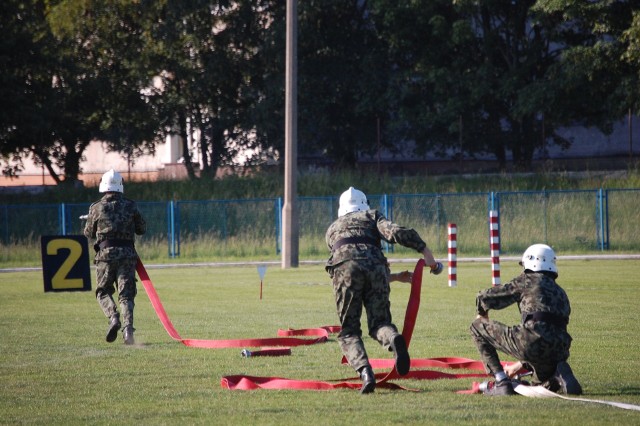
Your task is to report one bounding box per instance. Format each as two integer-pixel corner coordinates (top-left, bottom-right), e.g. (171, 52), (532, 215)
(553, 361), (582, 395)
(123, 326), (135, 345)
(359, 366), (376, 394)
(391, 334), (411, 376)
(106, 315), (121, 343)
(483, 379), (517, 396)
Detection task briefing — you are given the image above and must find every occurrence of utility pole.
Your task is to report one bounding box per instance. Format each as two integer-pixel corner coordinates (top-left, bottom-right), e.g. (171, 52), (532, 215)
(629, 108), (633, 160)
(282, 0), (299, 268)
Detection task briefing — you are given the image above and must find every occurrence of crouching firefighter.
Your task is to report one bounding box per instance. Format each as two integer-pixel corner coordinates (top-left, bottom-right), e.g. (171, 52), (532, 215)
(84, 169), (146, 345)
(470, 244), (582, 396)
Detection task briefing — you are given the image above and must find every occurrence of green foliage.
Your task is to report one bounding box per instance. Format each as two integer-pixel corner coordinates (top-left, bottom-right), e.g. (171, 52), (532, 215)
(0, 260), (639, 424)
(5, 1), (640, 184)
(297, 1), (388, 165)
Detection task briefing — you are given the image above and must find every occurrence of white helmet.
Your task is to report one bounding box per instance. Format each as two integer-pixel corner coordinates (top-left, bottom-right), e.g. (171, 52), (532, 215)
(521, 244), (557, 275)
(99, 169), (124, 193)
(338, 187), (369, 217)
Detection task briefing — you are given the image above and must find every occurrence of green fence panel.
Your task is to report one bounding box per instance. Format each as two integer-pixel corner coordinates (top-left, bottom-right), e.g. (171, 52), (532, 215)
(2, 189), (639, 262)
(0, 204), (59, 244)
(176, 199), (278, 258)
(496, 190), (599, 254)
(606, 189), (640, 251)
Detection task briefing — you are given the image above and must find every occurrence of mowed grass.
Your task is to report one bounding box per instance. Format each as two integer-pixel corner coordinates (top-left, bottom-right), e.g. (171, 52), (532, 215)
(1, 259), (639, 425)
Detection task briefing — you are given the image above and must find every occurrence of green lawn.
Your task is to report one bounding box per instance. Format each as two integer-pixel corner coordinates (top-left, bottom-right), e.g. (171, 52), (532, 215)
(1, 259), (639, 425)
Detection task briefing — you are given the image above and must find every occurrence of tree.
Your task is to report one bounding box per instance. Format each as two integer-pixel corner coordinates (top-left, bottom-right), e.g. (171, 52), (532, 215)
(1, 0), (162, 184)
(369, 0), (472, 161)
(534, 0), (640, 129)
(370, 0), (635, 170)
(6, 0), (285, 182)
(138, 0), (278, 179)
(374, 0), (562, 169)
(0, 0), (64, 180)
(294, 0), (390, 167)
(47, 0), (162, 183)
(5, 1), (638, 180)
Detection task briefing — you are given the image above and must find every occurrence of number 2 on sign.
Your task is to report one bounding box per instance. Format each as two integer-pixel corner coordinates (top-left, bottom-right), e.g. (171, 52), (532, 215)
(47, 238), (84, 289)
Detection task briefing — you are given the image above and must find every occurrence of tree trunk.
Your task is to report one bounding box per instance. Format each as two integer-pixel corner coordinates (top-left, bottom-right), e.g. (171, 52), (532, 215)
(178, 109), (197, 180)
(62, 141), (82, 184)
(493, 144), (507, 171)
(200, 123), (222, 179)
(32, 149), (62, 185)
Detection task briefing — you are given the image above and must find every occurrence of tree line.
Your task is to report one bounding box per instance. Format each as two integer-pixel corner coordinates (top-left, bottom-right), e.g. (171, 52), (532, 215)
(2, 0), (639, 184)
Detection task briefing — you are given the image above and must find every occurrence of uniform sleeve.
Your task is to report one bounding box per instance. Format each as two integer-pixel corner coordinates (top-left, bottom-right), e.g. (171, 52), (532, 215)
(375, 213), (426, 253)
(325, 221), (335, 250)
(83, 205), (97, 240)
(134, 205), (146, 235)
(475, 275), (524, 315)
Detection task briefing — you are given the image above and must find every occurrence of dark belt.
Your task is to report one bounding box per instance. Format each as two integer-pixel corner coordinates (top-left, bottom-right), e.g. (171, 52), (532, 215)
(97, 239), (134, 250)
(331, 236), (380, 252)
(523, 311), (568, 327)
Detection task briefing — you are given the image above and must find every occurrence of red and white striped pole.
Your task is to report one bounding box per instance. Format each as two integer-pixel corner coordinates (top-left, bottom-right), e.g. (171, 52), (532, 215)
(489, 210), (501, 286)
(448, 223), (457, 287)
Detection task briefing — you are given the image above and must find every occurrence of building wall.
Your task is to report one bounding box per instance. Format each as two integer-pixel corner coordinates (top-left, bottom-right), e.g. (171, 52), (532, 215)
(1, 135), (186, 187)
(2, 117), (639, 187)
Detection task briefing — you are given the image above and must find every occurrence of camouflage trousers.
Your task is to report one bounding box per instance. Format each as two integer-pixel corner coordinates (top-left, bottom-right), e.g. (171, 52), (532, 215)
(331, 259), (400, 372)
(95, 257), (138, 330)
(470, 317), (570, 383)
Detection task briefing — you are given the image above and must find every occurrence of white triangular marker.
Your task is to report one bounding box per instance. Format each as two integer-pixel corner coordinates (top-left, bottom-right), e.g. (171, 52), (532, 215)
(257, 265), (267, 281)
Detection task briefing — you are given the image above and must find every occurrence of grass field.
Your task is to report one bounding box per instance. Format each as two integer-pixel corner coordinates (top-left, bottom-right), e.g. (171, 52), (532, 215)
(1, 259), (639, 425)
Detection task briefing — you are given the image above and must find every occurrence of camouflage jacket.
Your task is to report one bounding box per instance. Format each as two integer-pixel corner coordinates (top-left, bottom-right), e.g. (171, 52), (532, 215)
(475, 271), (571, 325)
(325, 209), (426, 271)
(83, 192), (146, 261)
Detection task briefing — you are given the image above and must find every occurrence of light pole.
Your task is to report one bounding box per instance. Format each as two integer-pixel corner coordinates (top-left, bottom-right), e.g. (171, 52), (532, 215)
(282, 0), (299, 268)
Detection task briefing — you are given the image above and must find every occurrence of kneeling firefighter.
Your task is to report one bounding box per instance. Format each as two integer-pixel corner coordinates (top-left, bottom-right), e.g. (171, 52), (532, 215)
(470, 244), (582, 396)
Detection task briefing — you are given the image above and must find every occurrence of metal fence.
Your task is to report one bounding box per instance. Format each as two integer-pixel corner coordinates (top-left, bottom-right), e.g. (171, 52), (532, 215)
(1, 189), (638, 258)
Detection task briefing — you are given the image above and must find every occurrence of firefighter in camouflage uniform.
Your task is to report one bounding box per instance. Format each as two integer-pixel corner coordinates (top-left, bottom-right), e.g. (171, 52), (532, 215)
(325, 187), (443, 394)
(84, 169), (146, 345)
(470, 244), (582, 396)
